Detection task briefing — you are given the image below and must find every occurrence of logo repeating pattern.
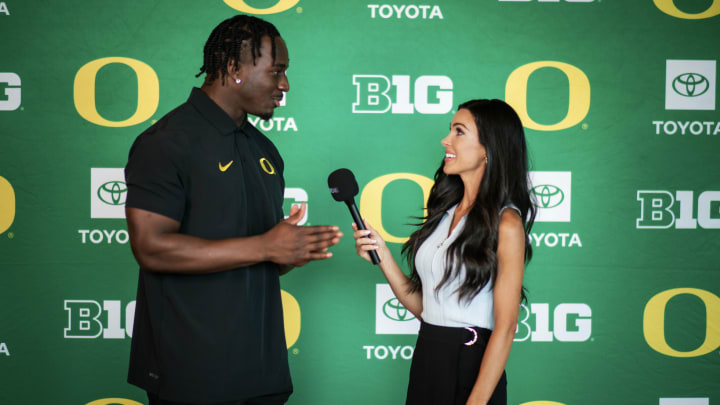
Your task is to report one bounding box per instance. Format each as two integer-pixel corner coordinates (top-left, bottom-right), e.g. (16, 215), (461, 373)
(666, 60), (716, 110)
(529, 171), (571, 222)
(2, 1), (718, 403)
(375, 284), (420, 334)
(0, 73), (20, 110)
(90, 168), (127, 219)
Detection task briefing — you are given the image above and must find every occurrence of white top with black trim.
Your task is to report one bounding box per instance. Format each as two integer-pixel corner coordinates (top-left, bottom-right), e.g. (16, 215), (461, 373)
(415, 204), (520, 329)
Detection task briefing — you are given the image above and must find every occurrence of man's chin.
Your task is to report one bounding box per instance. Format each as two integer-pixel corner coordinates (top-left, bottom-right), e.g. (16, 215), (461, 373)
(257, 110), (274, 121)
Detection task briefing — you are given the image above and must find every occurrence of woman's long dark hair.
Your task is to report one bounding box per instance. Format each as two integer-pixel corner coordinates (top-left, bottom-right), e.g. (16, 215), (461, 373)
(402, 99), (536, 303)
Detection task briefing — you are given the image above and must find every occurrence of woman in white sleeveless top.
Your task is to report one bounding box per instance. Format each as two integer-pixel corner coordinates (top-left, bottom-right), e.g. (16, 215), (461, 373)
(353, 99), (536, 405)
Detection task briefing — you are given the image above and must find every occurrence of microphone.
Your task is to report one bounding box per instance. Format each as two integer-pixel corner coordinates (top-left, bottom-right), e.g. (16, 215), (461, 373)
(328, 168), (381, 265)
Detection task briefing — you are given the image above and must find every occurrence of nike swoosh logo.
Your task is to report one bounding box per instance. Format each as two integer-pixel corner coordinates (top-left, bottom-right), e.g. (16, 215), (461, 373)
(219, 160), (233, 172)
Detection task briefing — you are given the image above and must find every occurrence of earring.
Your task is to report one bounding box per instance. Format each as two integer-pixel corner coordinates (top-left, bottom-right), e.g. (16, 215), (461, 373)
(235, 78), (242, 84)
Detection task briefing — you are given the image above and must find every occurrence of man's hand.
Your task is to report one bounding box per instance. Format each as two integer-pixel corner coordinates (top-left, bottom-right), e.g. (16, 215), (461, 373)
(264, 202), (342, 267)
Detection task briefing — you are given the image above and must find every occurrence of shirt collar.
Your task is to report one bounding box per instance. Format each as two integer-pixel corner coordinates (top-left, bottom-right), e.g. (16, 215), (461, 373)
(445, 204), (459, 217)
(187, 87), (240, 136)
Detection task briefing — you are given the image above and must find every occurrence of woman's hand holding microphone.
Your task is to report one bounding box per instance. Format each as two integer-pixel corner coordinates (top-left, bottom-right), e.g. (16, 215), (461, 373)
(352, 219), (389, 265)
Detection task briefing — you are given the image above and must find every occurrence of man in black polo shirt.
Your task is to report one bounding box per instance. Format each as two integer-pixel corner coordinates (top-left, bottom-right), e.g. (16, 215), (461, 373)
(124, 15), (342, 405)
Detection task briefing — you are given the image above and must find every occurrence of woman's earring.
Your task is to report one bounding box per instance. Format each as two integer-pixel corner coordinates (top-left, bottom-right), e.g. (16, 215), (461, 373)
(235, 78), (242, 84)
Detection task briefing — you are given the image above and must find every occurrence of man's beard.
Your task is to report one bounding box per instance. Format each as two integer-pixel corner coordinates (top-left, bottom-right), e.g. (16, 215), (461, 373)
(258, 110), (274, 121)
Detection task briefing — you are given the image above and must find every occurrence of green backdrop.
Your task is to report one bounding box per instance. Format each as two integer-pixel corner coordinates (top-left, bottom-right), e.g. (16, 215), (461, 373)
(1, 0), (719, 404)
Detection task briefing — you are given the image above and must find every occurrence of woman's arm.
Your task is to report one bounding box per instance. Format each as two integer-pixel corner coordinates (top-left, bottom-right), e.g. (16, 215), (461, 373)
(353, 220), (423, 319)
(466, 210), (526, 405)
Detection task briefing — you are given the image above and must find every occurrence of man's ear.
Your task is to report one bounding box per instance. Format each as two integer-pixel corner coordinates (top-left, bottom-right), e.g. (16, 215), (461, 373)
(227, 60), (247, 85)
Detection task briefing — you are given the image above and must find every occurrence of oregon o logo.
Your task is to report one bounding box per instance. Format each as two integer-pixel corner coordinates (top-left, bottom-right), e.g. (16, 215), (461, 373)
(360, 173), (433, 243)
(672, 73), (710, 97)
(505, 61), (590, 131)
(281, 290), (301, 348)
(259, 158), (276, 175)
(531, 184), (564, 208)
(383, 298), (416, 321)
(224, 0), (299, 14)
(643, 288), (720, 357)
(520, 402), (566, 405)
(86, 399), (143, 405)
(0, 176), (15, 234)
(74, 57), (159, 127)
(654, 0), (720, 19)
(98, 181), (127, 206)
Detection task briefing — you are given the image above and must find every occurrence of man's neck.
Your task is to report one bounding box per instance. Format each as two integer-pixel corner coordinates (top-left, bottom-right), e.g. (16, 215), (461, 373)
(200, 82), (247, 127)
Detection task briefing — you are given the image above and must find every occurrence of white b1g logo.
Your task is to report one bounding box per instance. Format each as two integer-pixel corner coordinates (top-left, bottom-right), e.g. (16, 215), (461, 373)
(352, 75), (453, 114)
(514, 303), (592, 342)
(636, 190), (720, 229)
(0, 73), (21, 111)
(64, 300), (135, 339)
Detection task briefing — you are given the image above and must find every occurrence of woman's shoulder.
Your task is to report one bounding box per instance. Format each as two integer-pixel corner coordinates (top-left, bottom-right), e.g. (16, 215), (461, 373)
(499, 203), (521, 217)
(498, 206), (524, 241)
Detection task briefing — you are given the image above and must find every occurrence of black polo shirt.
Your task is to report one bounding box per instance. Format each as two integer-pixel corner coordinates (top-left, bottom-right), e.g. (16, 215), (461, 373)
(125, 88), (291, 402)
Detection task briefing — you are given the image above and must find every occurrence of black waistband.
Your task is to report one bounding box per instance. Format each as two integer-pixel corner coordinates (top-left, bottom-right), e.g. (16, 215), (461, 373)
(418, 321), (492, 345)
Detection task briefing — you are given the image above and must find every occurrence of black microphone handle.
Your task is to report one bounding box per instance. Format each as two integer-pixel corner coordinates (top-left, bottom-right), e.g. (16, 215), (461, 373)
(346, 200), (381, 265)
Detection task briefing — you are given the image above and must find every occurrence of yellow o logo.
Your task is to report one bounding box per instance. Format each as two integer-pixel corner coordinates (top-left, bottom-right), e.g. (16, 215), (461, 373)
(654, 0), (720, 19)
(224, 0), (299, 14)
(259, 158), (276, 175)
(86, 399), (143, 405)
(360, 173), (434, 244)
(0, 176), (15, 234)
(281, 290), (301, 348)
(505, 61), (590, 131)
(644, 288), (720, 357)
(74, 57), (159, 127)
(520, 402), (566, 405)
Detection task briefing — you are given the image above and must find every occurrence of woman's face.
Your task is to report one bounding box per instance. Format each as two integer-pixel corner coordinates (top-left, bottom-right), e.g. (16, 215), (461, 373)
(441, 108), (487, 180)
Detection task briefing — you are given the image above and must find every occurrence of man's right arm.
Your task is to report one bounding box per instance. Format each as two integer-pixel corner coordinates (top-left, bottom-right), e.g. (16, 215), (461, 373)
(126, 206), (342, 274)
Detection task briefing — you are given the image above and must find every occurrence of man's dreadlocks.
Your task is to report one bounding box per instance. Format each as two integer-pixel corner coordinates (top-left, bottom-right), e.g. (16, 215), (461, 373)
(196, 15), (281, 84)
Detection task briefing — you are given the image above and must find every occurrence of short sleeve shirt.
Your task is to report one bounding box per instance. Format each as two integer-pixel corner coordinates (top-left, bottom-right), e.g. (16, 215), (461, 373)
(125, 88), (291, 402)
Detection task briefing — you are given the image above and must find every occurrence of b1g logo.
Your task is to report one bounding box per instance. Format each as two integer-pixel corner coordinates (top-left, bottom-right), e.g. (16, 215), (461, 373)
(636, 190), (720, 229)
(665, 60), (716, 110)
(283, 187), (308, 225)
(0, 72), (21, 111)
(655, 0), (720, 19)
(529, 171), (571, 222)
(514, 303), (592, 342)
(223, 0), (299, 14)
(644, 288), (720, 357)
(376, 284), (420, 334)
(91, 168), (127, 219)
(0, 176), (15, 234)
(64, 291), (302, 347)
(64, 300), (136, 339)
(352, 75), (453, 114)
(659, 399), (709, 405)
